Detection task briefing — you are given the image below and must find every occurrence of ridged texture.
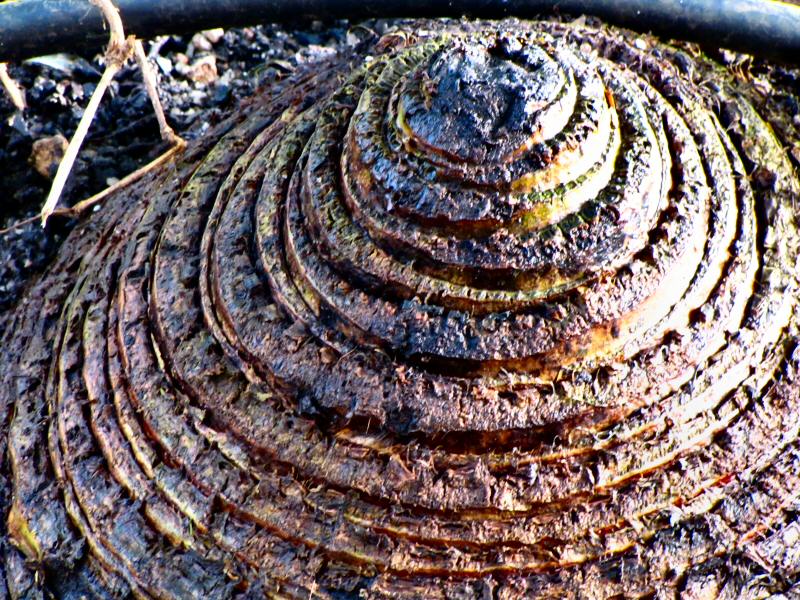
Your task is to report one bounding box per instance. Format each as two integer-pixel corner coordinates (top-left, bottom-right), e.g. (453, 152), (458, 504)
(1, 18), (800, 599)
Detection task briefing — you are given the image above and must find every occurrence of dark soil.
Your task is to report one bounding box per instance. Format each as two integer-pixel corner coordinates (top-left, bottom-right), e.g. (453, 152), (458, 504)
(0, 21), (372, 318)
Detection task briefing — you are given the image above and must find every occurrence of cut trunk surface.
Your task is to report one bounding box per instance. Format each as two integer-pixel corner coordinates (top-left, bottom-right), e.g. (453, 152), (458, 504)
(1, 17), (799, 599)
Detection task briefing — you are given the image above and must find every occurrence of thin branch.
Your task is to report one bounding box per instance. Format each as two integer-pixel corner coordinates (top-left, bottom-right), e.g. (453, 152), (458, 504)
(67, 143), (182, 214)
(1, 144), (182, 235)
(39, 0), (184, 225)
(40, 63), (121, 225)
(39, 0), (135, 226)
(0, 63), (26, 111)
(133, 39), (184, 146)
(92, 0), (126, 50)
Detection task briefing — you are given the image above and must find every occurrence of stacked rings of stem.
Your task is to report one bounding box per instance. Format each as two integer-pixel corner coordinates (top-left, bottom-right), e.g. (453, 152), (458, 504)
(2, 19), (800, 599)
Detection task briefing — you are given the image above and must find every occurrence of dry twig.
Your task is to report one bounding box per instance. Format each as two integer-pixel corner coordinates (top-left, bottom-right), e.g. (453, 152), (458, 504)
(38, 0), (184, 226)
(133, 40), (183, 147)
(0, 144), (182, 235)
(39, 62), (124, 226)
(0, 63), (26, 111)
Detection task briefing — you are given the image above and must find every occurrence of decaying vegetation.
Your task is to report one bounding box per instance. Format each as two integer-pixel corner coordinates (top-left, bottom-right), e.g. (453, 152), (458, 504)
(1, 17), (799, 598)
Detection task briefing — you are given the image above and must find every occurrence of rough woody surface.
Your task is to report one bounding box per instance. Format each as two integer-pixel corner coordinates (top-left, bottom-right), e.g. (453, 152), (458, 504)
(1, 17), (800, 598)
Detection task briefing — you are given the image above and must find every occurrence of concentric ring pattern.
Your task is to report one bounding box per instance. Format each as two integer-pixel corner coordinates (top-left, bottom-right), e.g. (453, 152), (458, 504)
(2, 18), (800, 598)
